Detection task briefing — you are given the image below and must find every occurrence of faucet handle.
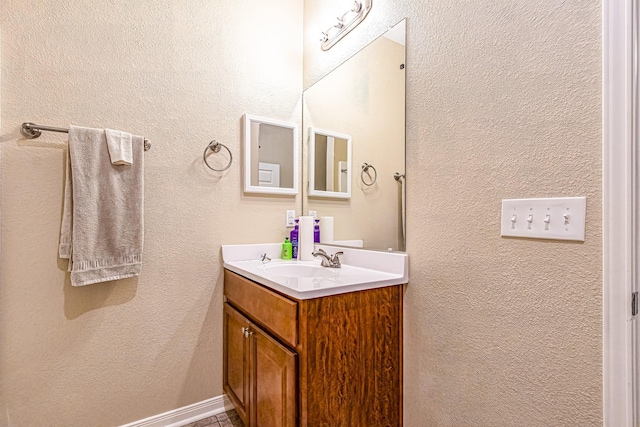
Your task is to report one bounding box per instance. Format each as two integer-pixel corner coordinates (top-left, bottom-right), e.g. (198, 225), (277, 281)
(331, 251), (343, 266)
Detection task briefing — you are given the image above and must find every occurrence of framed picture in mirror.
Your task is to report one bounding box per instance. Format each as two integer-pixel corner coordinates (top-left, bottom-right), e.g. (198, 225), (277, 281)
(308, 127), (352, 199)
(243, 114), (299, 195)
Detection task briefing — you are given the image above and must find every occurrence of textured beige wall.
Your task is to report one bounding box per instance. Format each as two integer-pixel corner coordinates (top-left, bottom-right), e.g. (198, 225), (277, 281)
(0, 0), (603, 425)
(305, 1), (602, 426)
(0, 1), (302, 426)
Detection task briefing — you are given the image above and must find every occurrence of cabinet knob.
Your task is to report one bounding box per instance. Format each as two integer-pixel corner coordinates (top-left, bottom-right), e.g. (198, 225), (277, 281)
(244, 329), (254, 338)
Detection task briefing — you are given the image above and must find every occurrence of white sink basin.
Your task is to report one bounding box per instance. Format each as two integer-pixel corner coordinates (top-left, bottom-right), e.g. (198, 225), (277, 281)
(261, 263), (336, 278)
(221, 243), (408, 299)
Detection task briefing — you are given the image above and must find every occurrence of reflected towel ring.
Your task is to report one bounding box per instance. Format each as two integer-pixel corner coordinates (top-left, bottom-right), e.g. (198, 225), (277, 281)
(361, 162), (377, 186)
(203, 140), (232, 172)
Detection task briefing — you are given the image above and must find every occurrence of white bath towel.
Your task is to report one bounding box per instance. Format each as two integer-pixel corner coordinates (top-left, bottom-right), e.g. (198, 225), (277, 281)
(59, 152), (73, 259)
(59, 125), (144, 286)
(105, 128), (133, 165)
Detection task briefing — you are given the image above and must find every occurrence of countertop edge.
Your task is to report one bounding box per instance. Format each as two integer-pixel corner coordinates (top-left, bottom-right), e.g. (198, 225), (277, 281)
(223, 262), (406, 300)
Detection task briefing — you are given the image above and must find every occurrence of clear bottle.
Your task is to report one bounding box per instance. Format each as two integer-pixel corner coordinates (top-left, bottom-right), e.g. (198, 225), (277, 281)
(290, 219), (299, 259)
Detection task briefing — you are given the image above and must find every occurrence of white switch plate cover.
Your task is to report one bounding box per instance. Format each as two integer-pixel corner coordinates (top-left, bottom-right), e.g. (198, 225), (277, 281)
(286, 210), (296, 227)
(501, 197), (586, 241)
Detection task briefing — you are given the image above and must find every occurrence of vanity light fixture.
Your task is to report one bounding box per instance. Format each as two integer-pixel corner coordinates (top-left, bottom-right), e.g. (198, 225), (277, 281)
(320, 0), (372, 51)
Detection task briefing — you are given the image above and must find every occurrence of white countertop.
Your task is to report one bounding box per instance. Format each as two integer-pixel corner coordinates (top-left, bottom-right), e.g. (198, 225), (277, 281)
(222, 243), (408, 300)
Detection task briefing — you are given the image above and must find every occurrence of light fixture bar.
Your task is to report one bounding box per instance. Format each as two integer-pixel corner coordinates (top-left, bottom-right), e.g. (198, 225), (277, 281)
(320, 0), (372, 51)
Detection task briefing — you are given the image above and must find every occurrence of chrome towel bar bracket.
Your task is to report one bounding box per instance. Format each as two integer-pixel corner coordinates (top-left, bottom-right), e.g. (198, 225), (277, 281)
(394, 172), (405, 182)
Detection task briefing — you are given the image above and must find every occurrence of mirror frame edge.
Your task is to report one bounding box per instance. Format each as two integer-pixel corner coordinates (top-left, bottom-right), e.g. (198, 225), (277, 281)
(242, 113), (300, 196)
(308, 127), (353, 199)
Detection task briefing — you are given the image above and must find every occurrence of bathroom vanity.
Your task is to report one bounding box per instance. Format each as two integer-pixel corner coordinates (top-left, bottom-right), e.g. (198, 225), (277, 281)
(221, 243), (408, 427)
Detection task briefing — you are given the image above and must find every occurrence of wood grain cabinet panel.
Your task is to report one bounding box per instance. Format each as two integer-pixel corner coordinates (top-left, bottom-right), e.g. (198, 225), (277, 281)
(250, 324), (297, 427)
(224, 302), (297, 427)
(225, 269), (298, 347)
(223, 270), (403, 427)
(223, 303), (251, 426)
(298, 285), (403, 426)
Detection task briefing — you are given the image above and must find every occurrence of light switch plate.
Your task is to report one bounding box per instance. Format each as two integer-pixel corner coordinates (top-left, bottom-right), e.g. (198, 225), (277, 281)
(286, 210), (296, 227)
(501, 197), (586, 241)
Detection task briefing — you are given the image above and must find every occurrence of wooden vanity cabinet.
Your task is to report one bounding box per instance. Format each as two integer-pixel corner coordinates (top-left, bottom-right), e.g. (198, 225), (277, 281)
(223, 269), (403, 427)
(223, 303), (250, 423)
(223, 303), (297, 427)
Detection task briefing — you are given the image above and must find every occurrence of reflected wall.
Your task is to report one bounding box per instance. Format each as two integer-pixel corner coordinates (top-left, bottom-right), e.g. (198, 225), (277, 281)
(303, 22), (406, 250)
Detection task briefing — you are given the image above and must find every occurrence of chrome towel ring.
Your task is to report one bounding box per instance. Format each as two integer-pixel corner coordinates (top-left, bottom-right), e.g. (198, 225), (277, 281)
(203, 140), (232, 172)
(361, 162), (377, 186)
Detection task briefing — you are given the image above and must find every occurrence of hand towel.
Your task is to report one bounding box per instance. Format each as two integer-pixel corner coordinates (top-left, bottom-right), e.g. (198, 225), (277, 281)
(59, 125), (144, 286)
(105, 128), (133, 165)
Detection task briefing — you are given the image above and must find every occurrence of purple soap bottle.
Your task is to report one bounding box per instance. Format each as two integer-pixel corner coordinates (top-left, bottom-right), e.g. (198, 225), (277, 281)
(290, 219), (299, 259)
(314, 219), (320, 243)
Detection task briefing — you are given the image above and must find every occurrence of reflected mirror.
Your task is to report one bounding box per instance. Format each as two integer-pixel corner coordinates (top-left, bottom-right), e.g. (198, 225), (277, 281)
(243, 114), (299, 195)
(309, 128), (352, 199)
(303, 19), (406, 251)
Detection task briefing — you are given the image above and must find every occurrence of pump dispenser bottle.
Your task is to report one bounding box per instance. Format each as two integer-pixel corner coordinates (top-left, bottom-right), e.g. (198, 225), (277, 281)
(282, 237), (292, 260)
(290, 219), (299, 259)
(314, 219), (320, 243)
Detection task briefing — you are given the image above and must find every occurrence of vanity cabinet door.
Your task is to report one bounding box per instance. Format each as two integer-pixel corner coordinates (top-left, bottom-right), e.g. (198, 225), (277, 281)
(223, 303), (250, 425)
(249, 323), (297, 427)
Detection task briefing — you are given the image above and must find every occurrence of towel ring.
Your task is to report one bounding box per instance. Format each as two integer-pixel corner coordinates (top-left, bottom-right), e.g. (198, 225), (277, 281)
(361, 162), (377, 186)
(203, 140), (232, 172)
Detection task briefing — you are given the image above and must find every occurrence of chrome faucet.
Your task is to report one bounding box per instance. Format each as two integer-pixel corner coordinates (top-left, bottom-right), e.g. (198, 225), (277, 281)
(312, 248), (343, 268)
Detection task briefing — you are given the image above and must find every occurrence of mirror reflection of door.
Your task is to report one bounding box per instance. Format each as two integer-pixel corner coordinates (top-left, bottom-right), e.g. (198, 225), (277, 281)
(313, 135), (349, 192)
(250, 123), (294, 189)
(309, 128), (352, 198)
(338, 161), (348, 193)
(258, 162), (280, 187)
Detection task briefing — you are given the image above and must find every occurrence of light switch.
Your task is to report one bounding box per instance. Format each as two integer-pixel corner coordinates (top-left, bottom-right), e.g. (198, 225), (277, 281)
(286, 210), (296, 227)
(500, 197), (586, 241)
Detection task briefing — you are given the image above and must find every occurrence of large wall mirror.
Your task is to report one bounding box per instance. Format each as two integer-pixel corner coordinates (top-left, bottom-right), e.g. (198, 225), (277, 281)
(303, 19), (406, 251)
(243, 114), (299, 195)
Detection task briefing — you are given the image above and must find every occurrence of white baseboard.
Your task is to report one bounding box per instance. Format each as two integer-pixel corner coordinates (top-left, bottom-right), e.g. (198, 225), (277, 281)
(120, 394), (234, 427)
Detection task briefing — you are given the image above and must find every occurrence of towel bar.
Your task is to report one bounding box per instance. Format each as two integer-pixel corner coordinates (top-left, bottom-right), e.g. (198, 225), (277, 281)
(21, 122), (151, 151)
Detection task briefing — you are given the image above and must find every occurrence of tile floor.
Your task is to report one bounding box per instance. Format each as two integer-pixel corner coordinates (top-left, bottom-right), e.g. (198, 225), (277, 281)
(183, 409), (244, 427)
